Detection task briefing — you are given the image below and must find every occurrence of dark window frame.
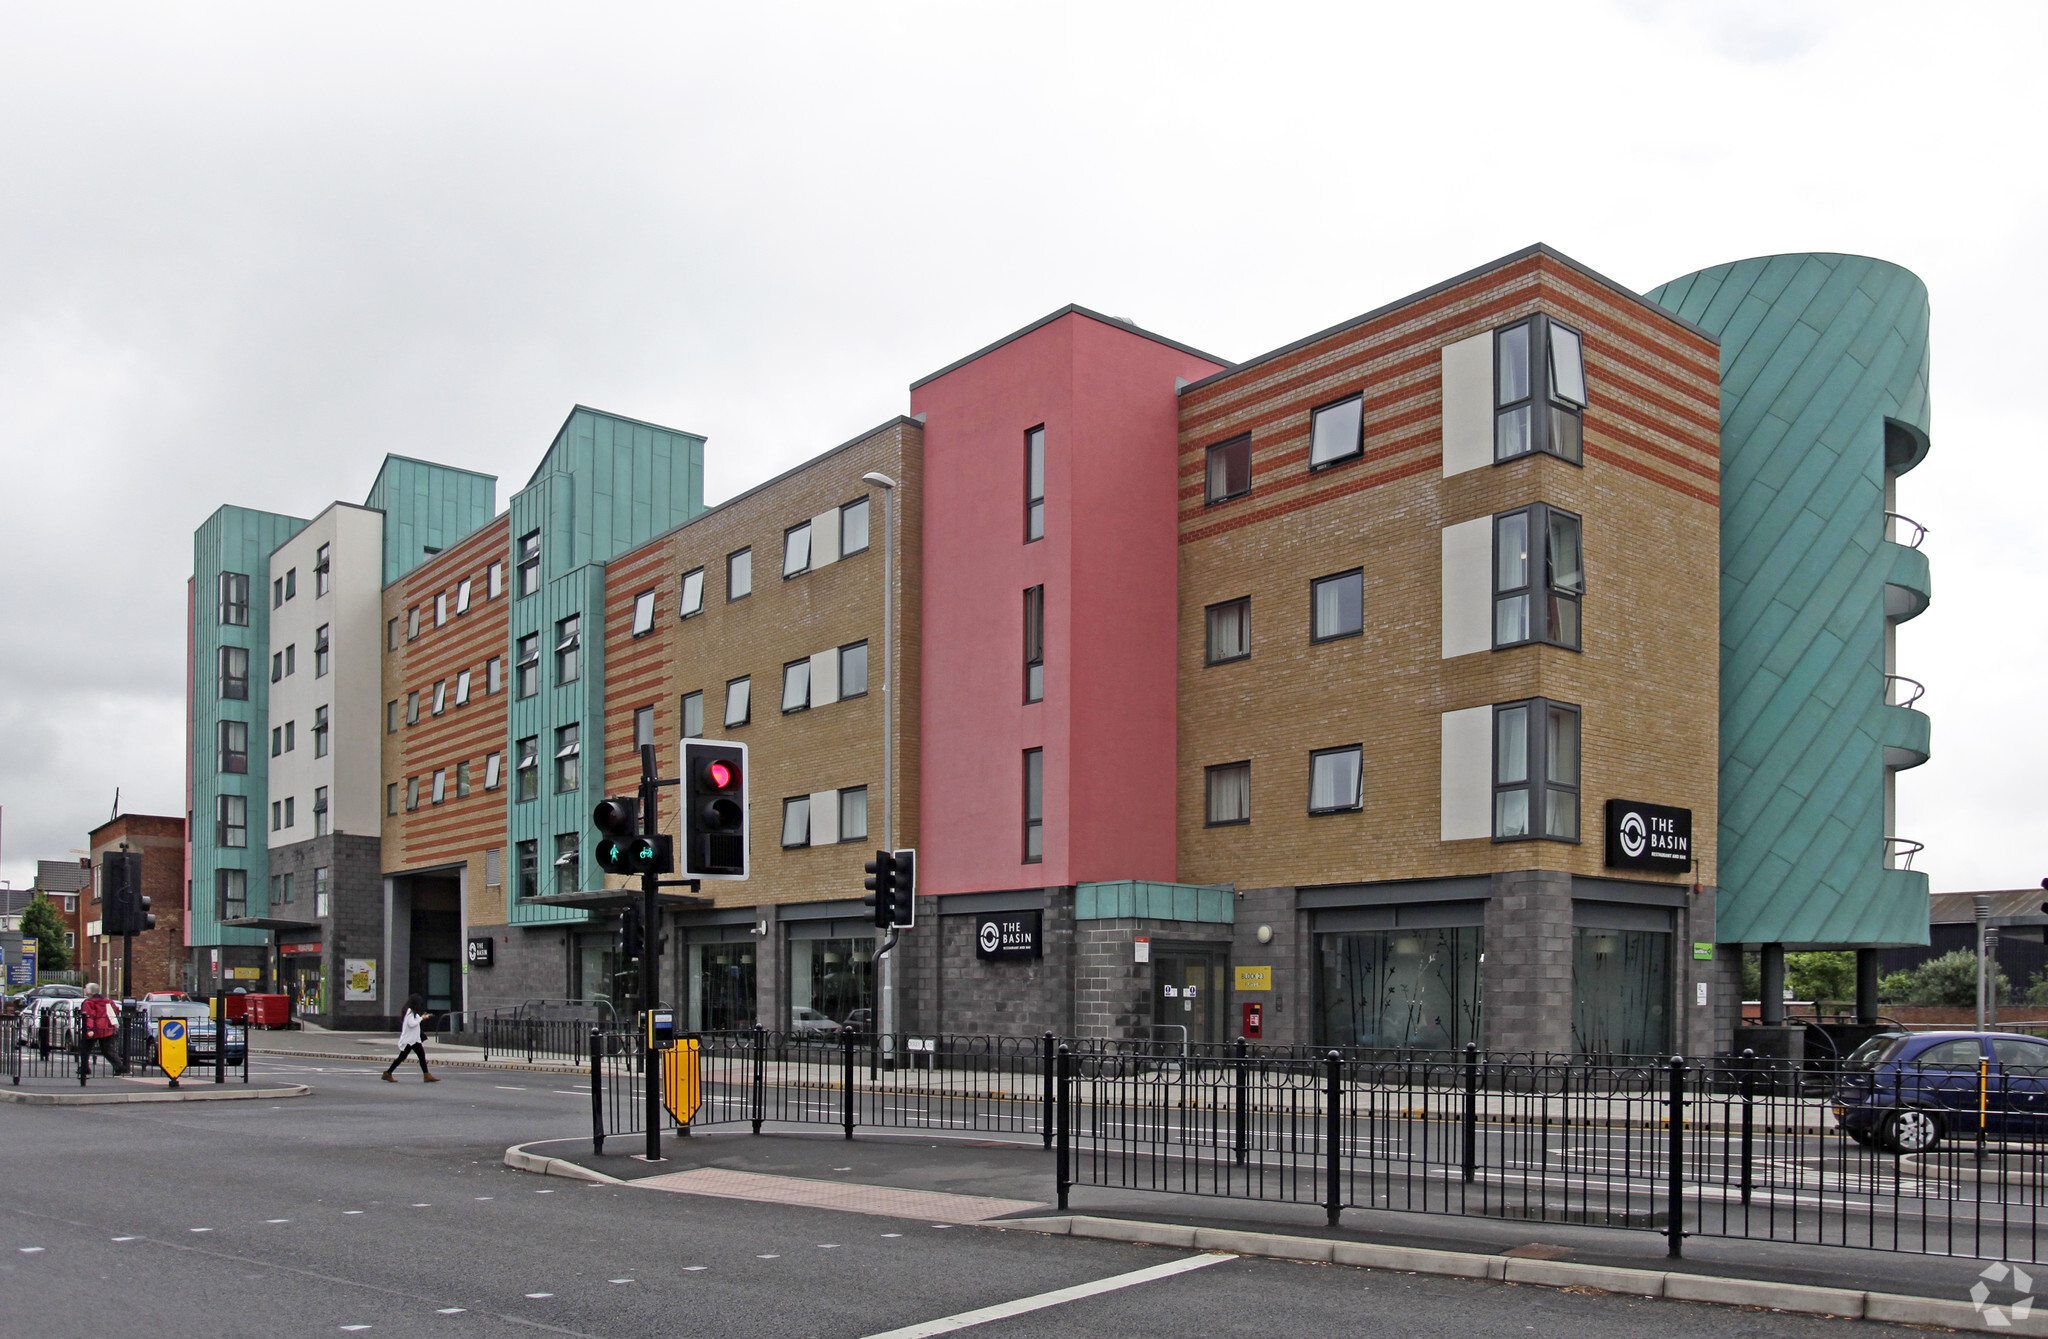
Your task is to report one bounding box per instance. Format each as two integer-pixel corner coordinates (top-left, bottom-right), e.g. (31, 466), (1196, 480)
(680, 690), (704, 739)
(1492, 503), (1585, 651)
(839, 640), (869, 700)
(218, 646), (249, 701)
(516, 530), (542, 597)
(1490, 697), (1581, 844)
(725, 675), (752, 728)
(1204, 596), (1251, 666)
(515, 632), (540, 699)
(1023, 585), (1045, 704)
(554, 723), (581, 794)
(217, 720), (248, 774)
(216, 793), (247, 848)
(315, 544), (330, 596)
(516, 840), (538, 901)
(1205, 432), (1253, 504)
(781, 658), (811, 714)
(1307, 744), (1364, 816)
(1307, 392), (1365, 471)
(727, 547), (753, 601)
(1493, 315), (1587, 467)
(678, 567), (706, 619)
(218, 572), (250, 626)
(782, 521), (812, 580)
(1309, 568), (1365, 644)
(1204, 760), (1252, 827)
(514, 735), (539, 803)
(780, 795), (812, 849)
(839, 785), (869, 843)
(631, 588), (657, 638)
(1024, 424), (1047, 543)
(1023, 747), (1044, 864)
(840, 496), (871, 556)
(555, 613), (582, 685)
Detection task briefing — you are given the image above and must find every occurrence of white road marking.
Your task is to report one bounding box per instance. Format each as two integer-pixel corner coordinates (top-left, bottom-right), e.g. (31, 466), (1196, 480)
(757, 1254), (780, 1259)
(881, 1233), (902, 1238)
(609, 1278), (633, 1284)
(861, 1253), (1237, 1339)
(495, 1086), (528, 1092)
(411, 1204), (431, 1208)
(819, 1244), (840, 1249)
(341, 1327), (372, 1332)
(436, 1307), (466, 1314)
(535, 1189), (554, 1194)
(190, 1228), (213, 1233)
(683, 1266), (708, 1271)
(267, 1219), (291, 1223)
(111, 1237), (135, 1242)
(525, 1292), (553, 1299)
(475, 1197), (493, 1201)
(344, 1211), (365, 1215)
(20, 1247), (44, 1253)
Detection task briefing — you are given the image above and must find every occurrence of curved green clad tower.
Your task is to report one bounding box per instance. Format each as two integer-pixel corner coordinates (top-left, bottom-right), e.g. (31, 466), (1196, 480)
(1648, 254), (1932, 949)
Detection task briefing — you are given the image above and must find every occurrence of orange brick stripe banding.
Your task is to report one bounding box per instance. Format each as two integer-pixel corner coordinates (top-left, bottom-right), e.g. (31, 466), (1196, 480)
(1178, 452), (1443, 546)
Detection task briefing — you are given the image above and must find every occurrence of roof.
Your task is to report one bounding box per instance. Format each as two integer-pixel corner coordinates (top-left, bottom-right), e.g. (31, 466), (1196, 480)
(908, 304), (1230, 392)
(34, 860), (89, 894)
(1931, 890), (2045, 926)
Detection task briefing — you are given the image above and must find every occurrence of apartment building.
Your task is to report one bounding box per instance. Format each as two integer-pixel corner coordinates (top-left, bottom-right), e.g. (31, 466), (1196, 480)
(84, 814), (188, 996)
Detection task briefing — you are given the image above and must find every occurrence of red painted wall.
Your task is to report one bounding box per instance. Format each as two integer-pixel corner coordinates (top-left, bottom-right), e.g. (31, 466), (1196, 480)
(912, 311), (1224, 895)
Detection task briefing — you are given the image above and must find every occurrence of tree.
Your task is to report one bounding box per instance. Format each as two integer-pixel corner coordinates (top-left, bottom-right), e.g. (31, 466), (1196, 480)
(1879, 949), (2009, 1008)
(1786, 951), (1857, 1003)
(19, 894), (70, 973)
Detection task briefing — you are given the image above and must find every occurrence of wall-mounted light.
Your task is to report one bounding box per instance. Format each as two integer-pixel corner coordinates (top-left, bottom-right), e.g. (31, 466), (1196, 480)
(1256, 925), (1273, 945)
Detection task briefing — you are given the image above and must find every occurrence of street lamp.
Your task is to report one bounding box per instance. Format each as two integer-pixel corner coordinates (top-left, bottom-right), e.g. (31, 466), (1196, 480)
(861, 471), (899, 1053)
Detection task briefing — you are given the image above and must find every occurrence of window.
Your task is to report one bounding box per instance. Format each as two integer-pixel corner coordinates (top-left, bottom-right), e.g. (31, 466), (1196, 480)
(1023, 585), (1045, 702)
(727, 548), (752, 600)
(315, 544), (330, 597)
(1495, 316), (1586, 465)
(271, 799), (283, 832)
(681, 691), (704, 739)
(274, 576), (284, 609)
(285, 644), (295, 676)
(217, 868), (246, 921)
(432, 680), (446, 716)
(314, 624), (330, 677)
(283, 795), (295, 828)
(313, 786), (329, 836)
(553, 833), (579, 896)
(434, 592), (448, 627)
(725, 676), (751, 728)
(841, 497), (870, 555)
(782, 659), (810, 713)
(1311, 570), (1363, 641)
(840, 786), (869, 842)
(556, 614), (580, 684)
(781, 795), (811, 848)
(455, 669), (472, 705)
(1206, 761), (1251, 826)
(272, 725), (283, 757)
(218, 646), (248, 700)
(484, 751), (502, 790)
(1494, 504), (1584, 649)
(406, 777), (419, 812)
(678, 567), (705, 618)
(517, 530), (541, 596)
(271, 650), (284, 683)
(432, 769), (447, 805)
(313, 705), (328, 758)
(406, 691), (420, 725)
(285, 568), (296, 600)
(218, 720), (248, 774)
(455, 760), (470, 799)
(555, 724), (580, 792)
(386, 783), (398, 816)
(314, 866), (330, 918)
(388, 617), (401, 651)
(1309, 394), (1364, 469)
(275, 872), (294, 906)
(516, 736), (538, 801)
(488, 561), (504, 599)
(486, 656), (502, 695)
(630, 588), (657, 637)
(1308, 745), (1363, 814)
(387, 700), (398, 733)
(1206, 434), (1252, 504)
(218, 572), (250, 626)
(515, 633), (539, 698)
(217, 795), (247, 849)
(283, 720), (295, 752)
(1493, 699), (1580, 841)
(1205, 597), (1250, 665)
(634, 706), (655, 749)
(783, 522), (812, 578)
(516, 840), (538, 900)
(840, 641), (869, 699)
(407, 607), (420, 641)
(1025, 426), (1046, 541)
(1023, 748), (1043, 862)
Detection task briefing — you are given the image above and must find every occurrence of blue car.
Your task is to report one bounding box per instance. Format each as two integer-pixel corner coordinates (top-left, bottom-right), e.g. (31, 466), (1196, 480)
(1833, 1031), (2048, 1153)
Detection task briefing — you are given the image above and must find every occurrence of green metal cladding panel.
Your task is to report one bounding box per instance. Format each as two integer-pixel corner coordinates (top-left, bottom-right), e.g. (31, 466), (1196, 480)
(523, 407), (706, 570)
(190, 504), (307, 947)
(1075, 881), (1233, 924)
(1648, 254), (1932, 948)
(362, 455), (497, 587)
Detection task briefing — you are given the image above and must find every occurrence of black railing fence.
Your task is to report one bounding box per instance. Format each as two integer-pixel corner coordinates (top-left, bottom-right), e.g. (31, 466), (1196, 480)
(591, 1030), (2048, 1263)
(6, 1006), (250, 1086)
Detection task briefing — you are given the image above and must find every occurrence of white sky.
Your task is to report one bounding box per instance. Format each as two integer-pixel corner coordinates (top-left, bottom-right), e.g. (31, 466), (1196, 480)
(1, 2), (2041, 895)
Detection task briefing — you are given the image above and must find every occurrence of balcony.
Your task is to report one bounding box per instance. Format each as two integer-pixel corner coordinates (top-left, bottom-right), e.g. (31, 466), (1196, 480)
(1885, 836), (1925, 871)
(1883, 513), (1931, 621)
(1882, 674), (1930, 769)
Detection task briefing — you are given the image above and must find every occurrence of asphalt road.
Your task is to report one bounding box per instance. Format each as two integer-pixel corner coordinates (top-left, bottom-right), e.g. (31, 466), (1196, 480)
(1, 1055), (1937, 1337)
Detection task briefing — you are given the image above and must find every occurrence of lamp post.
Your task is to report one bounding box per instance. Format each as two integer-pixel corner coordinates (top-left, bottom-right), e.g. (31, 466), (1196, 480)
(1975, 893), (1992, 1033)
(860, 470), (899, 1055)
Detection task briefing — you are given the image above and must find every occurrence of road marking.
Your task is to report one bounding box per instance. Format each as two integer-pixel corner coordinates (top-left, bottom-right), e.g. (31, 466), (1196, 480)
(525, 1292), (553, 1299)
(412, 1204), (431, 1208)
(757, 1254), (780, 1259)
(881, 1233), (902, 1238)
(496, 1086), (528, 1092)
(190, 1228), (214, 1233)
(609, 1279), (633, 1284)
(341, 1326), (372, 1332)
(861, 1253), (1237, 1338)
(436, 1307), (466, 1314)
(819, 1244), (840, 1248)
(112, 1237), (135, 1242)
(535, 1189), (554, 1194)
(475, 1197), (493, 1201)
(345, 1211), (365, 1215)
(683, 1266), (707, 1271)
(267, 1219), (290, 1224)
(20, 1246), (44, 1253)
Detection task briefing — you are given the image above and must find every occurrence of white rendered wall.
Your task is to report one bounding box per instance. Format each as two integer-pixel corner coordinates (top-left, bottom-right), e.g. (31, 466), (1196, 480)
(1440, 332), (1493, 477)
(1441, 517), (1492, 658)
(1440, 705), (1492, 841)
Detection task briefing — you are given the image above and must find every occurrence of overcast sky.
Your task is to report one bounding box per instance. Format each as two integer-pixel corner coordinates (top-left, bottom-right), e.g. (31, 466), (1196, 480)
(1, 3), (2040, 895)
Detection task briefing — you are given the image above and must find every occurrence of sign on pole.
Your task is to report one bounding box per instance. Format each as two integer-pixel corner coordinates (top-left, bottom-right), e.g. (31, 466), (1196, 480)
(158, 1018), (189, 1083)
(661, 1038), (701, 1126)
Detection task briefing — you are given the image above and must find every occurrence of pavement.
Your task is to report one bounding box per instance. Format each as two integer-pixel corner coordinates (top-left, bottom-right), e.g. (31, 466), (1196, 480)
(0, 1049), (2017, 1336)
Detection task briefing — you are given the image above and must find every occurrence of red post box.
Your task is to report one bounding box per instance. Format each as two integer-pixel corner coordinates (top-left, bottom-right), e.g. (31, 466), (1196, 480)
(1241, 1001), (1263, 1039)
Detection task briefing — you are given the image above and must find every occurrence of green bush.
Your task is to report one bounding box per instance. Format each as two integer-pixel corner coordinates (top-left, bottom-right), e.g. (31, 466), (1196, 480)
(1878, 949), (2010, 1008)
(19, 894), (70, 973)
(1786, 951), (1856, 1003)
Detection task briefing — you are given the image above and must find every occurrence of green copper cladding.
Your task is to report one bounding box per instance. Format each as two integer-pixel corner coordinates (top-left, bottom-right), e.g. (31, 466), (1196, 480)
(1649, 254), (1932, 948)
(362, 455), (498, 587)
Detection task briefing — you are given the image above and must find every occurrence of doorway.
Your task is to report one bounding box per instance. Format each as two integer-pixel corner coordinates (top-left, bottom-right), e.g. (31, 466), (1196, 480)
(1152, 946), (1229, 1046)
(424, 960), (457, 1014)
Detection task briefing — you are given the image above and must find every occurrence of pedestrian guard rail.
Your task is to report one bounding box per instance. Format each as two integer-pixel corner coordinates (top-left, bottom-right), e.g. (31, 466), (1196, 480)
(5, 1005), (250, 1086)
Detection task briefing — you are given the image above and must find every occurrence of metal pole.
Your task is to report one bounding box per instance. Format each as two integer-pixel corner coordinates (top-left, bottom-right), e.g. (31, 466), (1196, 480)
(863, 472), (899, 1065)
(1042, 1031), (1056, 1151)
(642, 742), (662, 1162)
(841, 1024), (855, 1140)
(1975, 895), (1992, 1035)
(1055, 1045), (1071, 1211)
(1324, 1051), (1343, 1228)
(1233, 1036), (1249, 1167)
(214, 989), (225, 1085)
(1666, 1055), (1686, 1259)
(1855, 949), (1880, 1026)
(1461, 1042), (1478, 1184)
(751, 1023), (765, 1135)
(590, 1027), (605, 1155)
(1738, 1048), (1755, 1207)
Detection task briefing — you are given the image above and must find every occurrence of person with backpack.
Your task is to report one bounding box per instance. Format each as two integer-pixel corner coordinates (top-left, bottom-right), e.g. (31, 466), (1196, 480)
(381, 994), (438, 1083)
(77, 984), (130, 1077)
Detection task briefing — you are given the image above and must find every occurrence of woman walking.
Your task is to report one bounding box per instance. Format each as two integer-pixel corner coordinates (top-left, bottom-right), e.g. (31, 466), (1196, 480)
(381, 994), (438, 1082)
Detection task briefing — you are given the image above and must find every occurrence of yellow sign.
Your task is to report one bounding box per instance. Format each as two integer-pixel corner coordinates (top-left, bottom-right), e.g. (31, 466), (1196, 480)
(662, 1038), (702, 1125)
(157, 1018), (189, 1080)
(1235, 965), (1272, 991)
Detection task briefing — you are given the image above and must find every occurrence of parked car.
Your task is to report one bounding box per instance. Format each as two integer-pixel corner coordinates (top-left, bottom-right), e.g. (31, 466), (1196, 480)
(1833, 1031), (2048, 1153)
(142, 1002), (246, 1065)
(6, 983), (83, 1021)
(843, 1009), (875, 1035)
(789, 1006), (842, 1036)
(14, 993), (83, 1040)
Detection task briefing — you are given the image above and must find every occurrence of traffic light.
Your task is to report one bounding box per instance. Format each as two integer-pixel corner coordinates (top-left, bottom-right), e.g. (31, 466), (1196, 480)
(619, 903), (644, 962)
(592, 797), (673, 876)
(681, 741), (748, 879)
(102, 851), (154, 936)
(863, 848), (917, 929)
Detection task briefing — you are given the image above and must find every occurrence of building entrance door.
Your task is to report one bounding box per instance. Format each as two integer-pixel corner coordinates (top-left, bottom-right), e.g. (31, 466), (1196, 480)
(1152, 947), (1228, 1046)
(424, 960), (456, 1014)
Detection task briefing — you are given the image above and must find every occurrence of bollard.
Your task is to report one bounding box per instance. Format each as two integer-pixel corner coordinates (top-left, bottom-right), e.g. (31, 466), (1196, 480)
(1234, 1036), (1250, 1168)
(1041, 1032), (1056, 1151)
(1461, 1042), (1479, 1185)
(1324, 1050), (1343, 1228)
(751, 1024), (766, 1135)
(841, 1025), (856, 1141)
(1666, 1055), (1687, 1259)
(1055, 1045), (1072, 1211)
(1739, 1048), (1755, 1206)
(589, 1027), (605, 1155)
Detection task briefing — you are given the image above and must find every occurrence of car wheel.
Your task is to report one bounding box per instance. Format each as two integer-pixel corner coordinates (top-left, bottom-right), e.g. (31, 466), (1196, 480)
(1883, 1108), (1944, 1154)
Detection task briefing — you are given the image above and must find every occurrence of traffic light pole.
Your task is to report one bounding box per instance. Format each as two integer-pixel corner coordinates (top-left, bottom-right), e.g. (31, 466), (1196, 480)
(640, 742), (662, 1163)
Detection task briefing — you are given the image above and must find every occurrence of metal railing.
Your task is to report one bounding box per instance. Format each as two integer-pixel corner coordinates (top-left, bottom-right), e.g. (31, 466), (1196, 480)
(1886, 836), (1926, 871)
(439, 1008), (614, 1064)
(5, 1006), (249, 1086)
(1886, 511), (1929, 549)
(1886, 674), (1927, 709)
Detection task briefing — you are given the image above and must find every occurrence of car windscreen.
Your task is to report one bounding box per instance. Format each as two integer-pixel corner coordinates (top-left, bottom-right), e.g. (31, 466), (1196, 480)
(1846, 1034), (1909, 1068)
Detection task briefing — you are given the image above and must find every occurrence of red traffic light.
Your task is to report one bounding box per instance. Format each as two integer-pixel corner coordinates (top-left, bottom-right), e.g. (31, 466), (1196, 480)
(707, 759), (737, 790)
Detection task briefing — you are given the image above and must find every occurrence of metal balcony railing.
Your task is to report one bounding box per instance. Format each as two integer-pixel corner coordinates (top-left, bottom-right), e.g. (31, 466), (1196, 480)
(1885, 836), (1925, 871)
(1885, 511), (1928, 549)
(1886, 674), (1926, 709)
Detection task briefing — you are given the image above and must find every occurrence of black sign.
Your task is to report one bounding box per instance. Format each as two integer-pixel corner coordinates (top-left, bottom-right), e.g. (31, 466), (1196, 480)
(1604, 799), (1693, 872)
(466, 936), (495, 968)
(974, 911), (1042, 961)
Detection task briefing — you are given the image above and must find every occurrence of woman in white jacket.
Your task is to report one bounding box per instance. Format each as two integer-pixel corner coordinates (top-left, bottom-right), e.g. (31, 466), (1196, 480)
(381, 994), (438, 1083)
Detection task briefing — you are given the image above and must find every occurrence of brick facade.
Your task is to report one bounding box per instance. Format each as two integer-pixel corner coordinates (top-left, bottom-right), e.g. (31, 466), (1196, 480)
(84, 816), (187, 997)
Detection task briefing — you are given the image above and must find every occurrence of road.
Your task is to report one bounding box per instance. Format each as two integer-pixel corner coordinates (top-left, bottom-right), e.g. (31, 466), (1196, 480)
(0, 1053), (1946, 1336)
